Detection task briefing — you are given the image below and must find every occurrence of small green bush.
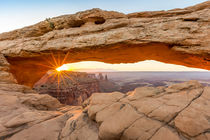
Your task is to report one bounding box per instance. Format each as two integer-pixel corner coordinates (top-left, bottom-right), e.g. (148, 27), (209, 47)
(45, 18), (55, 29)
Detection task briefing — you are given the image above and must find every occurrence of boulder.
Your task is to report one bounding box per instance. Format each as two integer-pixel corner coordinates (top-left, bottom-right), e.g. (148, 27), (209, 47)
(174, 87), (210, 137)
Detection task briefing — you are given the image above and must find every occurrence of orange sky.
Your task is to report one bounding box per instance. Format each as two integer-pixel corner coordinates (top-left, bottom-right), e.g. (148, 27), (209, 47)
(56, 60), (208, 72)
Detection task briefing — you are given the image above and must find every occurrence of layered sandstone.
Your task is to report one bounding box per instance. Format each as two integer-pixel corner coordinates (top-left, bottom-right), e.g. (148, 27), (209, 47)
(0, 1), (209, 86)
(33, 71), (120, 105)
(33, 71), (100, 105)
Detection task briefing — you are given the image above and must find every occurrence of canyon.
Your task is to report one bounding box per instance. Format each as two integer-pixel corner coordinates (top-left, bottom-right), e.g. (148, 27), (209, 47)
(0, 1), (210, 140)
(33, 71), (119, 105)
(33, 71), (100, 105)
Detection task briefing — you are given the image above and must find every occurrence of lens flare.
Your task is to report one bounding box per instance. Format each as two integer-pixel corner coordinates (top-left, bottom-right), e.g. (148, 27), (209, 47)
(35, 51), (76, 93)
(56, 64), (74, 72)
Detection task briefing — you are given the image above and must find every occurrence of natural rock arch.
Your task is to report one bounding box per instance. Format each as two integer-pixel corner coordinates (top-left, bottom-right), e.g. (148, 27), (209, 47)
(0, 1), (210, 87)
(5, 43), (210, 87)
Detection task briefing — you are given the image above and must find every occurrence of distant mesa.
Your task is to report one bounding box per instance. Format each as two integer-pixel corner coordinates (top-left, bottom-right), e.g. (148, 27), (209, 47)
(33, 71), (119, 105)
(72, 68), (117, 72)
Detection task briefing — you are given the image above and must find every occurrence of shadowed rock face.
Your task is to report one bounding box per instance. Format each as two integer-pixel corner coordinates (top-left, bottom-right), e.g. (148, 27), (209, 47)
(33, 71), (100, 105)
(0, 1), (210, 86)
(33, 71), (120, 105)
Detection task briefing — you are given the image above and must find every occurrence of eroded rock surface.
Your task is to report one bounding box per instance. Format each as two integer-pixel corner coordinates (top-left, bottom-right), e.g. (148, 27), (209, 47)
(1, 59), (210, 140)
(81, 80), (208, 140)
(1, 1), (210, 57)
(1, 55), (208, 140)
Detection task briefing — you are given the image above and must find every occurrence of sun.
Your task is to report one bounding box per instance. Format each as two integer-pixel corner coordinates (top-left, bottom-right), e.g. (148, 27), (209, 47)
(35, 52), (78, 91)
(56, 64), (74, 72)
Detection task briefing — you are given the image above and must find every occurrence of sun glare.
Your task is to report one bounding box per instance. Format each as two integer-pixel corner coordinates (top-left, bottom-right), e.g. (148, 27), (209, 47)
(36, 52), (207, 95)
(55, 60), (208, 72)
(56, 64), (74, 72)
(40, 52), (207, 73)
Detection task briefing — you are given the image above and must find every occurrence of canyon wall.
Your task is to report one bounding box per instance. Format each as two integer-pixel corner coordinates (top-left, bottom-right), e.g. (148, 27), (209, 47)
(33, 71), (100, 105)
(33, 71), (121, 105)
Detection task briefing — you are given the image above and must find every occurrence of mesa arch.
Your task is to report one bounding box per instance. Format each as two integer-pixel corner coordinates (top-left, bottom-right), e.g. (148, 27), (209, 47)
(0, 1), (210, 140)
(0, 1), (210, 87)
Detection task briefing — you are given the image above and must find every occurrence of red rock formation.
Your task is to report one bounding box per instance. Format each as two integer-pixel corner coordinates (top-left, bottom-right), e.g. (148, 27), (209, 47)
(0, 1), (209, 86)
(33, 71), (100, 105)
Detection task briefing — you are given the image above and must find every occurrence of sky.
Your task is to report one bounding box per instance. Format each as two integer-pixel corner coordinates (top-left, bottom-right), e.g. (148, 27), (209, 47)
(0, 0), (207, 33)
(56, 60), (208, 72)
(0, 0), (208, 71)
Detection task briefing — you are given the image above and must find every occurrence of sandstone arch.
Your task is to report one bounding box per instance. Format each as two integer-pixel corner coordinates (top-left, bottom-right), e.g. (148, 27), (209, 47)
(0, 1), (210, 87)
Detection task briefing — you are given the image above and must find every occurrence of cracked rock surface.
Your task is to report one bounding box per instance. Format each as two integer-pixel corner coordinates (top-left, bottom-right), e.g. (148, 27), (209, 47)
(1, 69), (208, 140)
(82, 80), (207, 140)
(0, 56), (210, 140)
(1, 77), (208, 140)
(0, 54), (210, 140)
